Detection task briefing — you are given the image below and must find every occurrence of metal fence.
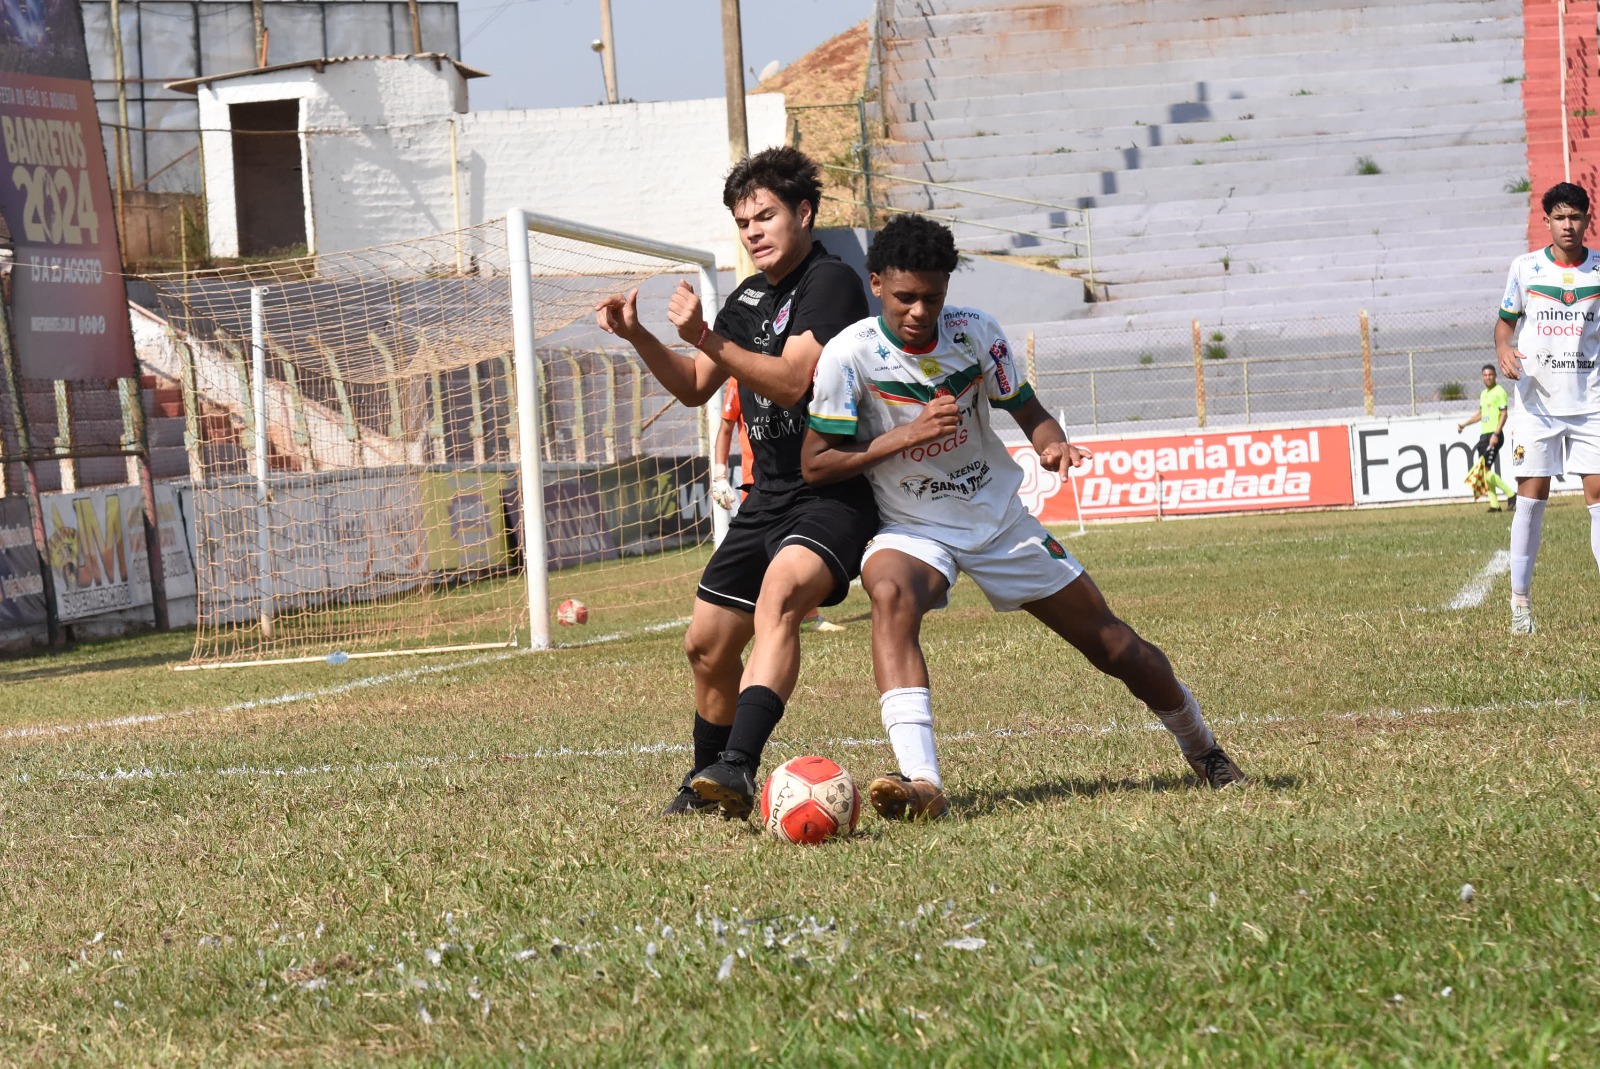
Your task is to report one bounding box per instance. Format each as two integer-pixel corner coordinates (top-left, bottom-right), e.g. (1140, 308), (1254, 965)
(1024, 308), (1495, 435)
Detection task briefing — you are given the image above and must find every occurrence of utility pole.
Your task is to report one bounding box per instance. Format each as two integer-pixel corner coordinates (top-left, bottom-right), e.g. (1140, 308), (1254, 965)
(720, 0), (748, 164)
(597, 0), (619, 104)
(720, 0), (756, 278)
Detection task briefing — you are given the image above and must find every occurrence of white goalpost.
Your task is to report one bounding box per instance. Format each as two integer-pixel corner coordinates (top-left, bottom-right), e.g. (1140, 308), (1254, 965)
(507, 208), (724, 650)
(147, 214), (729, 668)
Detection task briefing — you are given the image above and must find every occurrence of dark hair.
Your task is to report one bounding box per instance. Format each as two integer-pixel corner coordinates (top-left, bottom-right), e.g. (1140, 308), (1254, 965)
(1543, 182), (1591, 215)
(866, 213), (960, 275)
(722, 146), (821, 225)
(1482, 363), (1496, 374)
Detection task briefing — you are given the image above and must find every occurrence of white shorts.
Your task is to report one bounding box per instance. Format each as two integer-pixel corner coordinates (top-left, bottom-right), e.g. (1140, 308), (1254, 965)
(1508, 411), (1600, 478)
(860, 511), (1085, 613)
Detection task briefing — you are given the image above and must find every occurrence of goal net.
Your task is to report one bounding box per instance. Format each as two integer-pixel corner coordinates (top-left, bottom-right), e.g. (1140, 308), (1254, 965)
(143, 216), (723, 667)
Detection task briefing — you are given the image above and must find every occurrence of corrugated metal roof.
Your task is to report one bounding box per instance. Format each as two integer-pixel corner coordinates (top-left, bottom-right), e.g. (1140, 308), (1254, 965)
(166, 53), (487, 94)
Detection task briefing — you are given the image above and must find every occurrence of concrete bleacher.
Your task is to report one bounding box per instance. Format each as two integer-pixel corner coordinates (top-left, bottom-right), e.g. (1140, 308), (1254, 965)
(875, 0), (1530, 330)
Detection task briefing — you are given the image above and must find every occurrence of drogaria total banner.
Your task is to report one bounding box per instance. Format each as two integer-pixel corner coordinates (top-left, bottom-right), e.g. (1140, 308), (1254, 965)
(0, 0), (135, 379)
(1012, 425), (1355, 522)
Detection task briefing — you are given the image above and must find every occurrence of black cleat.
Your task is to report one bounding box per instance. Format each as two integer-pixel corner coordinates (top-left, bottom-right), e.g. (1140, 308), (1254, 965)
(1187, 746), (1247, 789)
(690, 753), (758, 820)
(662, 781), (718, 817)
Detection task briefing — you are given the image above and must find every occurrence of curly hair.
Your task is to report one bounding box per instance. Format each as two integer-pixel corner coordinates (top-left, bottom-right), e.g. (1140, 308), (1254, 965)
(722, 146), (822, 223)
(865, 214), (960, 275)
(1543, 181), (1591, 216)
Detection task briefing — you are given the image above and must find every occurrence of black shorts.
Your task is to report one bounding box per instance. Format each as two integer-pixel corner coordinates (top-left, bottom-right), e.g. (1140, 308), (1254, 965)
(1476, 432), (1502, 468)
(697, 491), (878, 612)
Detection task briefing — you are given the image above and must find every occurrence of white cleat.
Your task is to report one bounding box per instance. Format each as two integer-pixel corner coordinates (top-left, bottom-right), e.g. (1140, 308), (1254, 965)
(1510, 603), (1537, 635)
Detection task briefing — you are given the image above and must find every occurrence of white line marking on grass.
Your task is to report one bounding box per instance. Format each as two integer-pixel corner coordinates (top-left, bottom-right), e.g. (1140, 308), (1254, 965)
(20, 696), (1585, 788)
(0, 617), (691, 743)
(1447, 549), (1511, 610)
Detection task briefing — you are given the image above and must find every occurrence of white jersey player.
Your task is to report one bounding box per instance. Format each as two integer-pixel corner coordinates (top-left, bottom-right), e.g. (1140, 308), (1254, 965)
(1494, 181), (1600, 635)
(801, 214), (1246, 820)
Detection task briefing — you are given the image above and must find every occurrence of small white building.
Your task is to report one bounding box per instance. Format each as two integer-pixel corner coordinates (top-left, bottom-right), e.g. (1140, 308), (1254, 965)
(171, 54), (788, 268)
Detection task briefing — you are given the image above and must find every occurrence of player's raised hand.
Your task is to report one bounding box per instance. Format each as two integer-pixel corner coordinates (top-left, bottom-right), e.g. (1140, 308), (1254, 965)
(1497, 344), (1525, 381)
(1038, 441), (1092, 472)
(595, 288), (643, 341)
(903, 388), (961, 446)
(667, 280), (707, 345)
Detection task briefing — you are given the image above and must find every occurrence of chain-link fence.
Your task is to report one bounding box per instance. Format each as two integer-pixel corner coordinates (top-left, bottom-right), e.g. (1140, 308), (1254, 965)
(1024, 309), (1495, 435)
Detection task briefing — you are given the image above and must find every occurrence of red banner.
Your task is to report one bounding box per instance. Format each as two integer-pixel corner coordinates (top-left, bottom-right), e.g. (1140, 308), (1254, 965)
(1012, 425), (1355, 522)
(0, 1), (135, 379)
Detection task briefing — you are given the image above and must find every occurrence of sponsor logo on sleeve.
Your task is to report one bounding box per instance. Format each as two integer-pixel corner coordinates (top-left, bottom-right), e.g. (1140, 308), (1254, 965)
(1042, 535), (1067, 559)
(990, 340), (1012, 395)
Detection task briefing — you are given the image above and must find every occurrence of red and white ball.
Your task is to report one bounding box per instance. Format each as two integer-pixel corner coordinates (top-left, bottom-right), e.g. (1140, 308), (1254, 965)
(760, 755), (860, 845)
(555, 598), (589, 626)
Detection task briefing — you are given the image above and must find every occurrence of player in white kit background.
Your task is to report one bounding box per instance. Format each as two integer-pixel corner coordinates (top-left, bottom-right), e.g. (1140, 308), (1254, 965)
(802, 214), (1246, 819)
(1494, 181), (1600, 635)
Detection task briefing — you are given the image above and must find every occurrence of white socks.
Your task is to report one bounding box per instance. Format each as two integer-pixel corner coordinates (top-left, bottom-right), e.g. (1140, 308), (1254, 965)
(1591, 503), (1600, 575)
(881, 687), (940, 787)
(1509, 497), (1548, 603)
(1152, 683), (1215, 759)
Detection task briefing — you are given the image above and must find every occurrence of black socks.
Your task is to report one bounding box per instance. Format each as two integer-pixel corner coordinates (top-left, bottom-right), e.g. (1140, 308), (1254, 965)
(692, 714), (732, 775)
(724, 685), (786, 768)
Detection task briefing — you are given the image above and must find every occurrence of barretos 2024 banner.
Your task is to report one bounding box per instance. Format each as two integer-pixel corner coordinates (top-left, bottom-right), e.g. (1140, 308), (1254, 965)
(0, 0), (135, 379)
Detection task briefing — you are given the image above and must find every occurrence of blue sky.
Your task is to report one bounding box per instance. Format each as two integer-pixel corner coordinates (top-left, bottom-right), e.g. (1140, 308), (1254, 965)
(458, 0), (874, 110)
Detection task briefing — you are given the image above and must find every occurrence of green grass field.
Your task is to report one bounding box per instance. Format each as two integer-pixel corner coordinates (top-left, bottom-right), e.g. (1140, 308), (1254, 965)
(3, 499), (1598, 1066)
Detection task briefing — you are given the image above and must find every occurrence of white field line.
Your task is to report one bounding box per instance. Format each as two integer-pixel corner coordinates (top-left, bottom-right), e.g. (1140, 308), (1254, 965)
(0, 617), (691, 743)
(13, 696), (1585, 787)
(1447, 549), (1511, 610)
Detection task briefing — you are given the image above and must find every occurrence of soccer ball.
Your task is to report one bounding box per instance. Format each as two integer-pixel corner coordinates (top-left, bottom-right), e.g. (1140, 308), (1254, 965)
(760, 755), (860, 845)
(555, 598), (588, 626)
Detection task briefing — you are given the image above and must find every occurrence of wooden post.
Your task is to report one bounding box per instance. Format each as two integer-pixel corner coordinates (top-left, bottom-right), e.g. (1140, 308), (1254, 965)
(429, 371), (447, 464)
(467, 362), (486, 465)
(1359, 308), (1375, 416)
(172, 326), (205, 485)
(1191, 319), (1207, 429)
(53, 379), (76, 491)
(279, 358), (315, 469)
(0, 298), (59, 645)
(122, 376), (169, 631)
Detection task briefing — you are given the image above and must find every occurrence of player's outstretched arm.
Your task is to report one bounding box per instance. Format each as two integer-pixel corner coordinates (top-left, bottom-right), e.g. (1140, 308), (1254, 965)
(667, 281), (824, 408)
(1009, 396), (1092, 472)
(595, 287), (728, 406)
(801, 392), (962, 486)
(1494, 317), (1524, 381)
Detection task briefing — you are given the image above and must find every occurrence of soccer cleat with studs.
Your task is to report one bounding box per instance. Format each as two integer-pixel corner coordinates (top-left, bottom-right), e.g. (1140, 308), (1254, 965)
(867, 773), (950, 821)
(690, 753), (758, 820)
(1187, 746), (1247, 789)
(661, 774), (718, 817)
(1511, 603), (1537, 635)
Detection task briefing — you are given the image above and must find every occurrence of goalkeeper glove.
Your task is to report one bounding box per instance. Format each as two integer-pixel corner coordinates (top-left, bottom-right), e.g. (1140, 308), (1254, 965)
(711, 463), (738, 511)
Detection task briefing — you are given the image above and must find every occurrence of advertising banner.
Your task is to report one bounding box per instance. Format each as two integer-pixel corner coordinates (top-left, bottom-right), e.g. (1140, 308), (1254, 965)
(0, 0), (136, 379)
(422, 471), (511, 573)
(1013, 425), (1355, 523)
(0, 495), (45, 627)
(1350, 416), (1511, 504)
(40, 485), (148, 620)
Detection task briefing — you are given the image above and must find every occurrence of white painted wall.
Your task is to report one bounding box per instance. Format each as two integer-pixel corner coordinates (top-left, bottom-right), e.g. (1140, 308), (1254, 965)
(193, 57), (787, 269)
